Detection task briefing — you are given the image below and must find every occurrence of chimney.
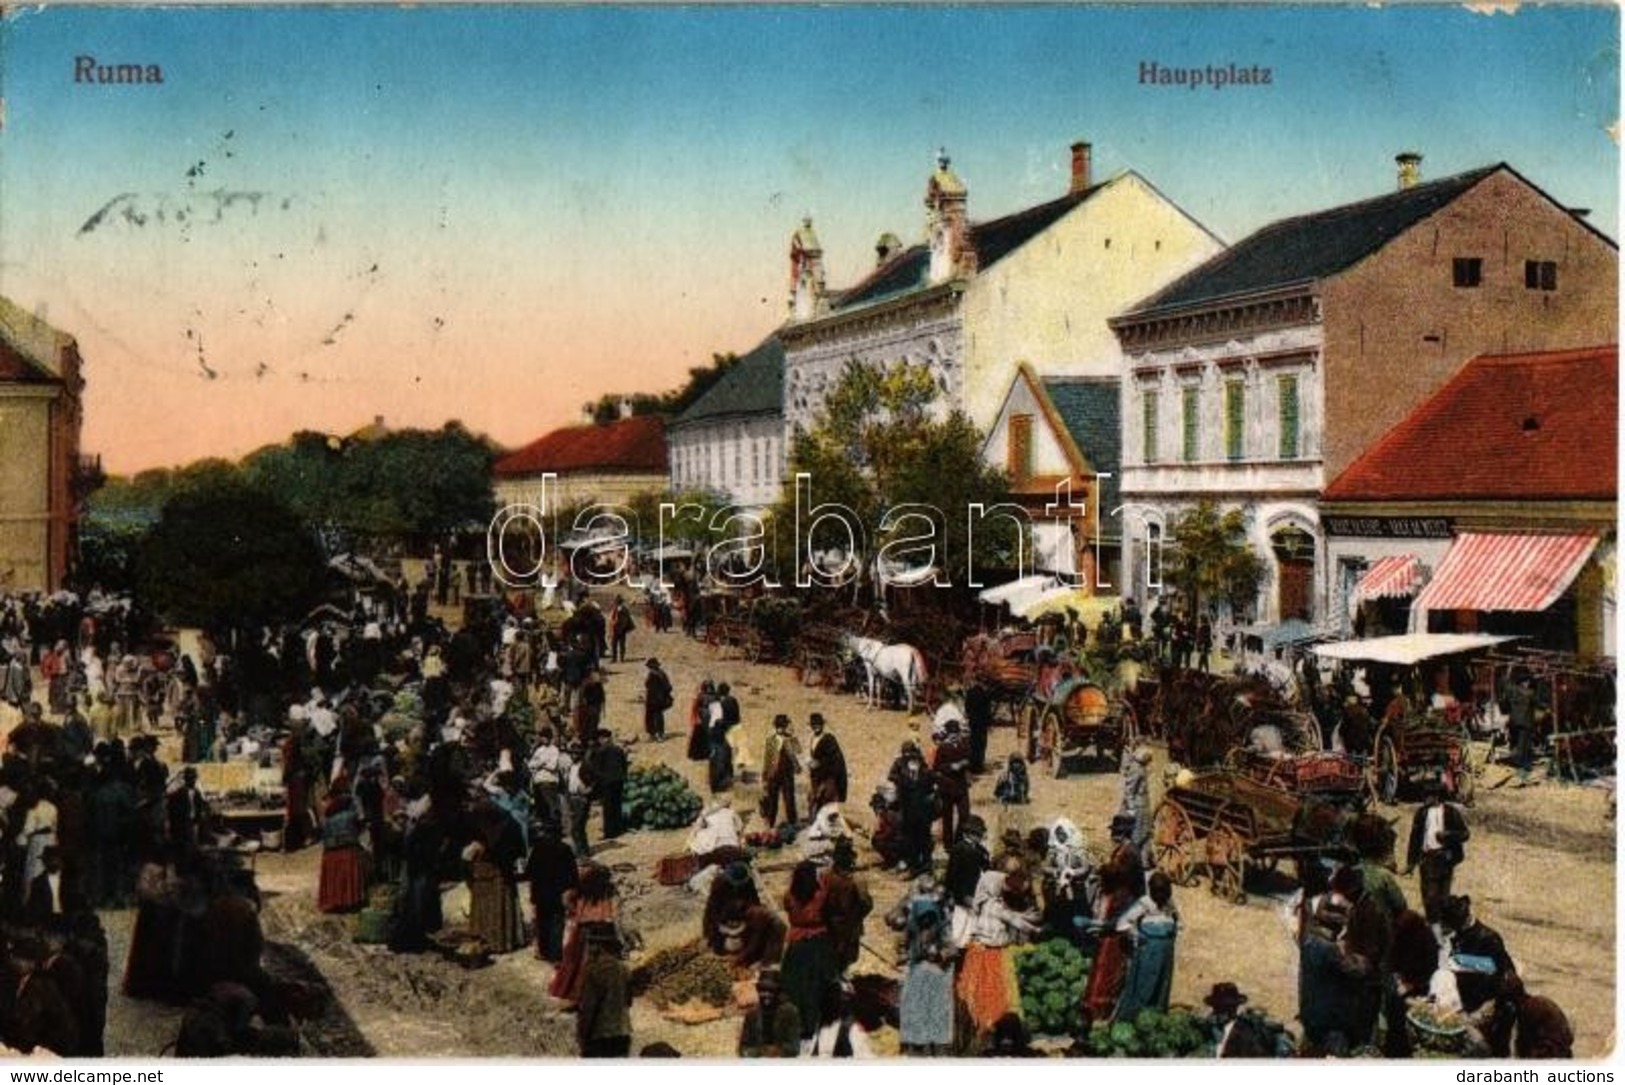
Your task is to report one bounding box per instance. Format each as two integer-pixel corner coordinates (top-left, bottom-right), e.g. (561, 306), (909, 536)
(1070, 141), (1093, 195)
(1571, 207), (1592, 220)
(1396, 151), (1423, 190)
(581, 402), (596, 425)
(875, 232), (903, 267)
(618, 398), (634, 420)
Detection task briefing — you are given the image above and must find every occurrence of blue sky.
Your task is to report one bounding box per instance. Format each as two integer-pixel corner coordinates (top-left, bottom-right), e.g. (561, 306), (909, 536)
(0, 4), (1616, 470)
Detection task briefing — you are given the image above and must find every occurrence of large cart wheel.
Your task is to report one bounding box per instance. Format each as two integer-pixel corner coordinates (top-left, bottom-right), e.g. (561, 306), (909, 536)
(1016, 701), (1039, 744)
(1206, 824), (1249, 904)
(1040, 709), (1063, 776)
(1152, 801), (1198, 886)
(1375, 735), (1400, 806)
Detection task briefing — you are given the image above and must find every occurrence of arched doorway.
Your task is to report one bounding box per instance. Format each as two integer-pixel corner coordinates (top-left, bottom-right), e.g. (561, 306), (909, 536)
(1270, 524), (1316, 622)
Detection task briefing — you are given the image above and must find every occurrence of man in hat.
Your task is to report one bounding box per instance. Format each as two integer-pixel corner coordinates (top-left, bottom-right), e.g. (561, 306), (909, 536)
(806, 713), (847, 809)
(527, 727), (573, 833)
(526, 820), (579, 963)
(1297, 880), (1365, 1055)
(643, 658), (673, 741)
(6, 934), (79, 1056)
(587, 729), (629, 840)
(944, 815), (989, 908)
(703, 861), (763, 954)
(1204, 982), (1263, 1057)
(821, 837), (873, 971)
(931, 718), (972, 849)
(575, 923), (632, 1058)
(738, 969), (802, 1057)
(888, 741), (936, 877)
(1105, 814), (1147, 901)
(1403, 780), (1469, 923)
(166, 766), (209, 849)
(1440, 895), (1518, 1056)
(1502, 670), (1538, 777)
(714, 898), (786, 970)
(760, 715), (803, 829)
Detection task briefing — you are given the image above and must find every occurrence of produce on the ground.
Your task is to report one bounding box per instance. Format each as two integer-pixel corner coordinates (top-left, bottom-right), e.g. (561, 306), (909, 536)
(1013, 938), (1091, 1037)
(1077, 1008), (1213, 1057)
(629, 938), (734, 1008)
(623, 764), (704, 830)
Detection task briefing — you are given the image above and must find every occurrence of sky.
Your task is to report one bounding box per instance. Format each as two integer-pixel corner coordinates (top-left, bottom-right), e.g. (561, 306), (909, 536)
(0, 3), (1617, 473)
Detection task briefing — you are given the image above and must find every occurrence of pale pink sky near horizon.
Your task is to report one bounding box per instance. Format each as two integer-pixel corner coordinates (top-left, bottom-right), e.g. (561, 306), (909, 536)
(2, 5), (1614, 475)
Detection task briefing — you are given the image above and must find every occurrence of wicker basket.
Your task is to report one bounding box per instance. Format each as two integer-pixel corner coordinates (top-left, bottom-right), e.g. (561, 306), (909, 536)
(1406, 1006), (1471, 1054)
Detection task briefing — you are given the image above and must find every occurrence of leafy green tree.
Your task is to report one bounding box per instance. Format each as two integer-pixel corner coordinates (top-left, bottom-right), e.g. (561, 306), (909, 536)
(136, 480), (329, 631)
(1162, 500), (1266, 617)
(763, 360), (1013, 587)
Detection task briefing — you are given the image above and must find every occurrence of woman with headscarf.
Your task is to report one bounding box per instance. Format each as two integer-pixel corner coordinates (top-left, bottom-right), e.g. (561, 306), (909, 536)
(551, 862), (617, 1007)
(316, 792), (367, 914)
(887, 874), (956, 1055)
(465, 797), (526, 953)
(955, 857), (1041, 1041)
(779, 860), (838, 1041)
(40, 641), (70, 716)
(1079, 818), (1142, 1026)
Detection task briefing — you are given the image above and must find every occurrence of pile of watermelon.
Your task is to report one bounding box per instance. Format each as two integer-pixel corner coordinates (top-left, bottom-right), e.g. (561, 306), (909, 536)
(1013, 938), (1092, 1037)
(623, 765), (704, 831)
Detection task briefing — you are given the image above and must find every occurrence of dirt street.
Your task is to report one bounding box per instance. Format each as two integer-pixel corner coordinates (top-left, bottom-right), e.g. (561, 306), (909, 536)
(102, 594), (1616, 1058)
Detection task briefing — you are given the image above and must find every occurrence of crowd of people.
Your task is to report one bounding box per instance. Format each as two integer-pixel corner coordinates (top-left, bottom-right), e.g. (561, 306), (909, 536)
(0, 569), (1587, 1059)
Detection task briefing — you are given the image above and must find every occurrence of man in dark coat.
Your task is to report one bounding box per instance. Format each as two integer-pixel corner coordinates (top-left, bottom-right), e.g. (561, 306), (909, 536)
(931, 719), (972, 848)
(888, 742), (936, 877)
(587, 730), (629, 840)
(525, 821), (578, 963)
(806, 713), (847, 807)
(1441, 894), (1518, 1056)
(1403, 780), (1469, 923)
(166, 767), (210, 849)
(643, 659), (673, 741)
(738, 968), (802, 1057)
(943, 815), (989, 908)
(963, 682), (993, 774)
(5, 936), (79, 1056)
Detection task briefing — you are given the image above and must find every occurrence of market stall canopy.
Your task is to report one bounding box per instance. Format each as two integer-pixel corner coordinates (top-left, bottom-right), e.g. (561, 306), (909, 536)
(1410, 532), (1599, 614)
(1311, 632), (1518, 667)
(1351, 554), (1422, 605)
(1013, 586), (1120, 623)
(648, 545), (695, 561)
(976, 575), (1058, 609)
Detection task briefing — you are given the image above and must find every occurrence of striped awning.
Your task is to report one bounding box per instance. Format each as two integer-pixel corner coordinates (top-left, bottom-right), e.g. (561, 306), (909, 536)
(1411, 532), (1600, 614)
(1351, 554), (1422, 605)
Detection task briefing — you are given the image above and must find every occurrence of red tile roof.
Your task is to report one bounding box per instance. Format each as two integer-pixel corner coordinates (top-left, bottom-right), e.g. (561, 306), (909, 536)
(493, 414), (668, 478)
(1323, 345), (1617, 503)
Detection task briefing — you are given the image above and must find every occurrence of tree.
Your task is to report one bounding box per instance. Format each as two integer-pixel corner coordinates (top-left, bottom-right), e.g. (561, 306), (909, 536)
(1162, 500), (1266, 617)
(136, 480), (329, 631)
(762, 359), (1014, 590)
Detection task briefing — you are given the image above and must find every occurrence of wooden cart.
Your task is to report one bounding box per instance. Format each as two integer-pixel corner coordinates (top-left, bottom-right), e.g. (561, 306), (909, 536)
(1151, 771), (1359, 903)
(1036, 676), (1135, 778)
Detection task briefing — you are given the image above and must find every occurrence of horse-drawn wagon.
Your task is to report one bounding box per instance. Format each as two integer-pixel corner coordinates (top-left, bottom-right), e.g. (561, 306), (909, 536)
(1034, 675), (1136, 777)
(1151, 769), (1365, 903)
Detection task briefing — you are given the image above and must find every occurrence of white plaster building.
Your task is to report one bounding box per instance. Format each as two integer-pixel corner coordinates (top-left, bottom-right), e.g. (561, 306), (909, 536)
(666, 335), (786, 514)
(778, 141), (1224, 442)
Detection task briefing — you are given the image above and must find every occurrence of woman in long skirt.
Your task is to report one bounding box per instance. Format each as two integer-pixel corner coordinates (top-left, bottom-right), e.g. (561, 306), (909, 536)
(466, 800), (526, 953)
(779, 861), (837, 1041)
(1113, 871), (1180, 1023)
(317, 794), (368, 914)
(551, 862), (616, 1006)
(888, 875), (955, 1054)
(123, 852), (180, 1000)
(686, 682), (715, 762)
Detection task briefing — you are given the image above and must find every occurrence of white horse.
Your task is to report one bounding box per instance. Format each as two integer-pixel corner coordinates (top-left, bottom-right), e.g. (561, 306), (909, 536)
(844, 634), (929, 714)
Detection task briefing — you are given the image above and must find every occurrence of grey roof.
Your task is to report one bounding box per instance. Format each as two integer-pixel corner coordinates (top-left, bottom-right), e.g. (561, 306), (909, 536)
(1043, 376), (1121, 529)
(1120, 165), (1503, 318)
(833, 184), (1102, 312)
(673, 334), (784, 427)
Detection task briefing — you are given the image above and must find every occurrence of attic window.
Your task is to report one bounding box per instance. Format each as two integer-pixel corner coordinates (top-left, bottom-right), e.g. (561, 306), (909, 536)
(1522, 415), (1541, 434)
(1525, 260), (1557, 291)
